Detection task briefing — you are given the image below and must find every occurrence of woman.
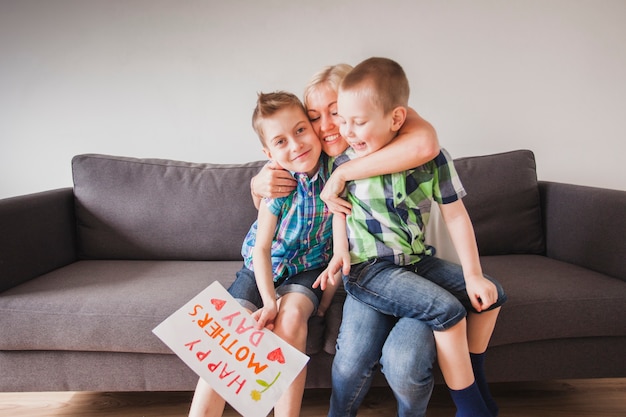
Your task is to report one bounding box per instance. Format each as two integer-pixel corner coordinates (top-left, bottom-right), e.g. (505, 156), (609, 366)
(252, 63), (440, 417)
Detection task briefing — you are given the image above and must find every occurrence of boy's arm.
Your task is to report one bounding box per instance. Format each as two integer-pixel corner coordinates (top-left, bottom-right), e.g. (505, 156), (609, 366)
(314, 214), (350, 294)
(438, 200), (499, 312)
(251, 203), (280, 329)
(322, 108), (439, 215)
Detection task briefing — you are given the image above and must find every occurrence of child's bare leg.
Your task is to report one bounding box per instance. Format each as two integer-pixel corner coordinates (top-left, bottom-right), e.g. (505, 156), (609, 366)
(274, 365), (308, 417)
(435, 318), (492, 417)
(467, 307), (500, 353)
(271, 293), (315, 417)
(433, 318), (474, 390)
(467, 307), (502, 416)
(187, 306), (259, 417)
(187, 377), (226, 417)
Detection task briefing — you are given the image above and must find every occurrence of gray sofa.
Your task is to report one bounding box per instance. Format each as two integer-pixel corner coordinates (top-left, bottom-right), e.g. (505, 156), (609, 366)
(1, 149), (625, 392)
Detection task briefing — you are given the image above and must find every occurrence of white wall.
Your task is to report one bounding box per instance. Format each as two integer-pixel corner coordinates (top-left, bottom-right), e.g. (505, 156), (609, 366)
(1, 0), (625, 199)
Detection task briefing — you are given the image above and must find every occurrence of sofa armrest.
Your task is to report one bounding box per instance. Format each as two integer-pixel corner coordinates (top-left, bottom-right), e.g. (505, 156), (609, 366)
(540, 181), (626, 282)
(0, 188), (77, 292)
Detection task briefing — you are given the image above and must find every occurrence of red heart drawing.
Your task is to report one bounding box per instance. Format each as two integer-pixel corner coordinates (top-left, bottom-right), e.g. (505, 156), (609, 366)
(210, 298), (225, 311)
(267, 348), (285, 364)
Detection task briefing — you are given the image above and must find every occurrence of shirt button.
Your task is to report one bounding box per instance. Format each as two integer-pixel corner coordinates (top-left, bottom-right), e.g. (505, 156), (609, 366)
(397, 192), (403, 199)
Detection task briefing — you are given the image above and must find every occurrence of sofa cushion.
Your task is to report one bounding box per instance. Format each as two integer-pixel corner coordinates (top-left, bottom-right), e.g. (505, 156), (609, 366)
(454, 150), (544, 256)
(0, 261), (232, 354)
(72, 154), (265, 260)
(0, 260), (327, 356)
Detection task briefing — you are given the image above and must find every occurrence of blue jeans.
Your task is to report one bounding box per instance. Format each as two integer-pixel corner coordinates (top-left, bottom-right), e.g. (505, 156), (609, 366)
(344, 256), (507, 329)
(329, 294), (436, 417)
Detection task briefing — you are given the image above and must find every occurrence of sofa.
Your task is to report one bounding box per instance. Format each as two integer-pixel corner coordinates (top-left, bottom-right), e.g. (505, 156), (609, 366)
(1, 149), (625, 393)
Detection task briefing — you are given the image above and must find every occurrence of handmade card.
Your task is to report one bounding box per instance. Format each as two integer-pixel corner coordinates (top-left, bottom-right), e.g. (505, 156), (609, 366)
(153, 281), (309, 417)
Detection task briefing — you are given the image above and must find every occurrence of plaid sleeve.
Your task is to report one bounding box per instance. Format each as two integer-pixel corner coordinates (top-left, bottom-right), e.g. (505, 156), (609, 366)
(432, 148), (467, 204)
(265, 196), (287, 217)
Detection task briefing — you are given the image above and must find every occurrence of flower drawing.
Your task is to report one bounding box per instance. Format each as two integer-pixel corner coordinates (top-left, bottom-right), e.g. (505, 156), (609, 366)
(250, 372), (281, 402)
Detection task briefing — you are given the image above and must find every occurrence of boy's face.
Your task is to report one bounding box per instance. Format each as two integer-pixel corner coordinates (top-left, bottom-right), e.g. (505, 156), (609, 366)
(337, 87), (399, 157)
(261, 106), (322, 177)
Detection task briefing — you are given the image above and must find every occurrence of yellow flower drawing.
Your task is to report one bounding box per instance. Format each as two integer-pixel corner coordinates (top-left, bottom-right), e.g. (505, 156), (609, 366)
(250, 372), (281, 402)
(250, 390), (262, 401)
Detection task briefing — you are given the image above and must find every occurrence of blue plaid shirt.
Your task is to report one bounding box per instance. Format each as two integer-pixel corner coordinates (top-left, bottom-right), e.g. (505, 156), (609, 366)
(242, 158), (332, 282)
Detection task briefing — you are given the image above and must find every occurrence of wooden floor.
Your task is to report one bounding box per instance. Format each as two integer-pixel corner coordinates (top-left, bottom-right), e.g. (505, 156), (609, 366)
(0, 378), (624, 417)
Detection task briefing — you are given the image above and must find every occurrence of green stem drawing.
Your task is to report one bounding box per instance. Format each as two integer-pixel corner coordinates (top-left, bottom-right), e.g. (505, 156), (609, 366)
(250, 372), (282, 401)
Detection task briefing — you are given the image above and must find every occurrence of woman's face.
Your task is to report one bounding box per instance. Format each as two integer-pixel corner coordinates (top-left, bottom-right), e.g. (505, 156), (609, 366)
(305, 83), (349, 157)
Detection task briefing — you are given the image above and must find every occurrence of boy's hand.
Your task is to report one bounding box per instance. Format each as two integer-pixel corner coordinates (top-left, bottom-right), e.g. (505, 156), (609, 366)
(321, 172), (352, 216)
(316, 271), (342, 317)
(314, 253), (351, 290)
(251, 301), (278, 331)
(465, 275), (498, 312)
(253, 161), (296, 199)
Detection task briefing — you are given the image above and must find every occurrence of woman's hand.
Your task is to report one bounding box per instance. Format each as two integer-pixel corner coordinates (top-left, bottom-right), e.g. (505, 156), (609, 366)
(321, 168), (352, 216)
(252, 161), (297, 199)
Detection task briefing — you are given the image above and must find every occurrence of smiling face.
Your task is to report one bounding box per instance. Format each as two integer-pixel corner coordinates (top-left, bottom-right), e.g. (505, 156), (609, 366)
(305, 82), (350, 157)
(261, 105), (322, 177)
(336, 85), (400, 158)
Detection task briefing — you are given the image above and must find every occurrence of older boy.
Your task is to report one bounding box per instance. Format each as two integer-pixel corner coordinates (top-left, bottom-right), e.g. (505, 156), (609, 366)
(316, 57), (507, 417)
(188, 91), (338, 417)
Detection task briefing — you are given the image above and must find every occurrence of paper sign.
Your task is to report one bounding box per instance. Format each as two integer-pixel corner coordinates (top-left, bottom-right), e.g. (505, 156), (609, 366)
(153, 281), (309, 417)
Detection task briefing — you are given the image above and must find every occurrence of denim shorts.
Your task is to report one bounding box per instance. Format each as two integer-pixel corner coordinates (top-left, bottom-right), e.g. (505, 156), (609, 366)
(228, 265), (325, 314)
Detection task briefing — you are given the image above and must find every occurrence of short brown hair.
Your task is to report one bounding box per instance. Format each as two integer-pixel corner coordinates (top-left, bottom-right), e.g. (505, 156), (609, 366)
(251, 91), (306, 145)
(340, 57), (410, 114)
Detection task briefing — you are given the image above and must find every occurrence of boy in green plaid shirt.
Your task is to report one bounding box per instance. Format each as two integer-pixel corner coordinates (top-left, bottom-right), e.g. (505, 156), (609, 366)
(315, 57), (507, 417)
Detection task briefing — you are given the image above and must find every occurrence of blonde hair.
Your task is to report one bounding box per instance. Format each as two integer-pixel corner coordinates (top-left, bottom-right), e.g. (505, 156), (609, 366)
(340, 57), (410, 114)
(303, 63), (353, 109)
(251, 91), (306, 145)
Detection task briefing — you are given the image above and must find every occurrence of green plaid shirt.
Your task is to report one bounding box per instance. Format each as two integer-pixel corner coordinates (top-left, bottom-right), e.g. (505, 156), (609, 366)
(332, 148), (466, 265)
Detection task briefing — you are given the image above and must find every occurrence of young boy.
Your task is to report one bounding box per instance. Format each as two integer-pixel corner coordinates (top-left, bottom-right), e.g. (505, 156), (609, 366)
(188, 91), (338, 417)
(316, 57), (507, 417)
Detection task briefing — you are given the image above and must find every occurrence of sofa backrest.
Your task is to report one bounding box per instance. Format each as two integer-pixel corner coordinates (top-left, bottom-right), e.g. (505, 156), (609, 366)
(72, 154), (265, 260)
(72, 150), (545, 261)
(454, 149), (545, 255)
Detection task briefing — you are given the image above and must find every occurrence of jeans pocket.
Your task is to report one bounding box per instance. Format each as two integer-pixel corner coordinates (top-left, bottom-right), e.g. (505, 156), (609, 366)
(348, 258), (379, 284)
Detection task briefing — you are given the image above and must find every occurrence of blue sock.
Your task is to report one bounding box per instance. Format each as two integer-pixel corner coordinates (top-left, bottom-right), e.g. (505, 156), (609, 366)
(470, 352), (499, 416)
(449, 381), (491, 417)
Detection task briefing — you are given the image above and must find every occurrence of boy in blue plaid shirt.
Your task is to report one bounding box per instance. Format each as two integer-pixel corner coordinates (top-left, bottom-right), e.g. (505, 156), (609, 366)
(188, 91), (338, 417)
(316, 57), (507, 417)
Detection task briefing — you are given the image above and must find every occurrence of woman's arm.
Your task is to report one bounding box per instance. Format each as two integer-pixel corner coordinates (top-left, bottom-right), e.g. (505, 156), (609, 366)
(250, 161), (297, 208)
(347, 108), (439, 176)
(322, 109), (440, 214)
